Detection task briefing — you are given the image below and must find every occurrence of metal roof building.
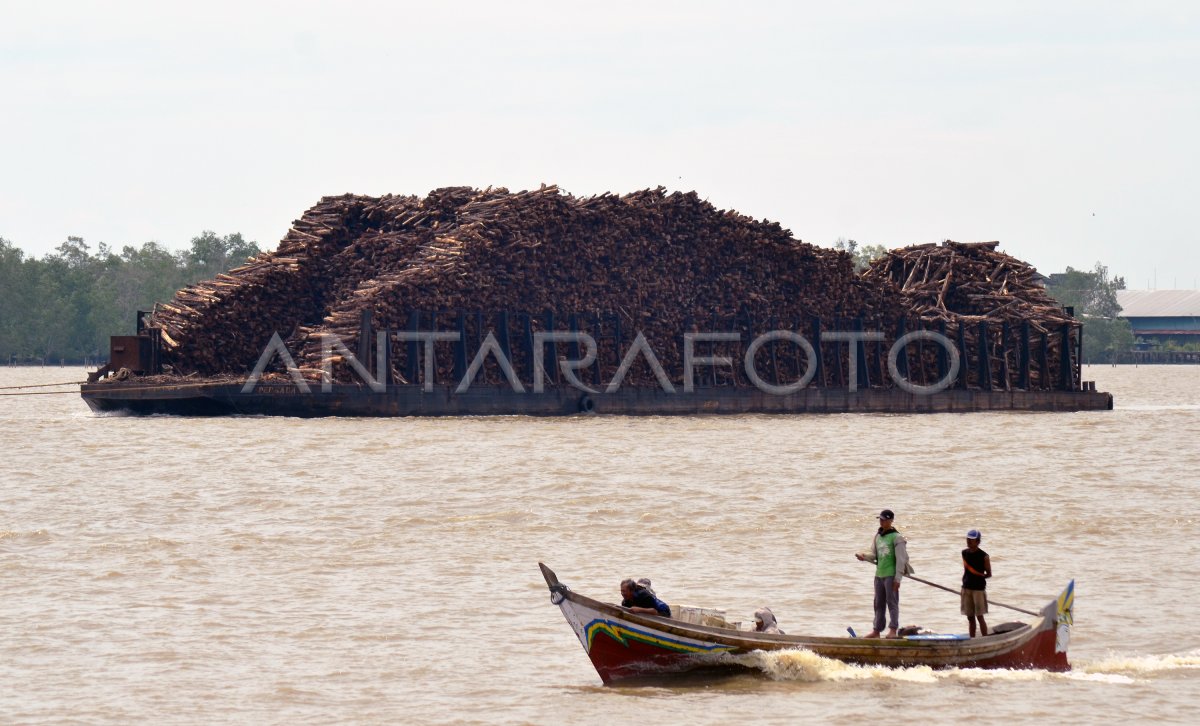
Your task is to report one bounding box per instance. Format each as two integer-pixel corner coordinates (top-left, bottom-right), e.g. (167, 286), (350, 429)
(1116, 290), (1200, 341)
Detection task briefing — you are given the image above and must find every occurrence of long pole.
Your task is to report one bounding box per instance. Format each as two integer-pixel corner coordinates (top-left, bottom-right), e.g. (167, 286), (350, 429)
(905, 574), (1038, 617)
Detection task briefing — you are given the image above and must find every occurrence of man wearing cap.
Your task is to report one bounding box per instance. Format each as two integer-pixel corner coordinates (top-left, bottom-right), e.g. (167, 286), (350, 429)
(855, 509), (913, 639)
(961, 529), (992, 637)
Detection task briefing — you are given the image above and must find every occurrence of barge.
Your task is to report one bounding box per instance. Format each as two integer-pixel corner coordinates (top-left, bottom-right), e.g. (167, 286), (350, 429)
(80, 380), (1112, 417)
(81, 315), (1113, 416)
(83, 190), (1113, 417)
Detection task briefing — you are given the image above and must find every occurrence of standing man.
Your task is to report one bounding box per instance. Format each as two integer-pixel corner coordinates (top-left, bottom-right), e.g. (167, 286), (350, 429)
(961, 529), (992, 637)
(855, 509), (913, 639)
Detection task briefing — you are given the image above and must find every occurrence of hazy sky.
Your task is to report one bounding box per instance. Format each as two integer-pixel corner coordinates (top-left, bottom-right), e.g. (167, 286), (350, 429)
(2, 1), (1197, 288)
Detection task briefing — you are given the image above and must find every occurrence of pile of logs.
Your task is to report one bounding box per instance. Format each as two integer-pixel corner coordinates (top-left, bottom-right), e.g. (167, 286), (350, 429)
(861, 241), (1080, 390)
(861, 240), (1076, 326)
(149, 189), (1080, 391)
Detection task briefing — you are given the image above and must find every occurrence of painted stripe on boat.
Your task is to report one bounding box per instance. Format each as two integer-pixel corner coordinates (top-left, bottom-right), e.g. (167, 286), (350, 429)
(1057, 581), (1074, 625)
(584, 619), (738, 654)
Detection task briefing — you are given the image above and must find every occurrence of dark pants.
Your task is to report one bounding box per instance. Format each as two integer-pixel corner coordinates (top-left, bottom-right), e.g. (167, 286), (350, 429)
(873, 575), (900, 632)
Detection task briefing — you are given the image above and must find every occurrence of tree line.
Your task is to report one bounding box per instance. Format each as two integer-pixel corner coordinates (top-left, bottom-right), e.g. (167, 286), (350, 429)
(0, 233), (259, 362)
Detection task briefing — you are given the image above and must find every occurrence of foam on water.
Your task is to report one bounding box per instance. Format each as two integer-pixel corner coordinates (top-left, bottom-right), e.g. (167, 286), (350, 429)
(1077, 650), (1200, 675)
(724, 648), (1149, 685)
(722, 648), (939, 683)
(1117, 404), (1200, 412)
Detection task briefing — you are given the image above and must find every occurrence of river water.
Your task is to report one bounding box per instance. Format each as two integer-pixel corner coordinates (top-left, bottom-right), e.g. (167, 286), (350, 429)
(2, 365), (1198, 724)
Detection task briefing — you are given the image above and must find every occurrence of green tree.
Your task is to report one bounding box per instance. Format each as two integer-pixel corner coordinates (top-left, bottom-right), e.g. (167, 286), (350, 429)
(32, 238), (97, 360)
(834, 238), (889, 271)
(1045, 262), (1134, 363)
(184, 231), (258, 280)
(0, 237), (28, 358)
(0, 232), (259, 361)
(1046, 263), (1124, 317)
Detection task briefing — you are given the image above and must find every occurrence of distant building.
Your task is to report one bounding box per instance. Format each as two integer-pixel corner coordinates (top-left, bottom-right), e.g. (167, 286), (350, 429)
(1115, 290), (1200, 346)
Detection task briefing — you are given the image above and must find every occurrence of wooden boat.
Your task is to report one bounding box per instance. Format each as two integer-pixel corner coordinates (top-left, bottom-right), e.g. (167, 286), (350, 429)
(539, 563), (1073, 684)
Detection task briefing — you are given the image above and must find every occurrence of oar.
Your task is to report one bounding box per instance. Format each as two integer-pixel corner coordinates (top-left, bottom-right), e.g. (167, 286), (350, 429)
(905, 574), (1038, 617)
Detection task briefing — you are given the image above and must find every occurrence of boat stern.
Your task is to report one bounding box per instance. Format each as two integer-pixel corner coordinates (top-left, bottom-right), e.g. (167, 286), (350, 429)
(1053, 579), (1075, 665)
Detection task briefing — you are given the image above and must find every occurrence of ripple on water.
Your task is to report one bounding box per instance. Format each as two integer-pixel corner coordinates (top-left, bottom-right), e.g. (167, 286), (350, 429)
(2, 365), (1200, 723)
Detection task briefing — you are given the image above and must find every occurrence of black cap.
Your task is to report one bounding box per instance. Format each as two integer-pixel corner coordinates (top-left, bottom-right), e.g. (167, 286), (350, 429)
(879, 509), (895, 520)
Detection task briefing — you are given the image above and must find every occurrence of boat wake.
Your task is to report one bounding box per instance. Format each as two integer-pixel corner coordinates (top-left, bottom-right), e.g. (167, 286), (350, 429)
(1118, 404), (1200, 412)
(1076, 650), (1200, 676)
(720, 648), (1200, 684)
(721, 649), (943, 683)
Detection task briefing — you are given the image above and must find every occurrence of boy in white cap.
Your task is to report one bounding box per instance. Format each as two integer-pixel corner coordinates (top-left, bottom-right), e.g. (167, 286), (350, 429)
(961, 529), (992, 637)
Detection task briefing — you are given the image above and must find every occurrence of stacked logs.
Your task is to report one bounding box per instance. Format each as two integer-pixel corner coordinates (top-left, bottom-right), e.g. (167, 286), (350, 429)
(149, 191), (455, 377)
(290, 186), (911, 388)
(861, 241), (1080, 390)
(149, 188), (1079, 391)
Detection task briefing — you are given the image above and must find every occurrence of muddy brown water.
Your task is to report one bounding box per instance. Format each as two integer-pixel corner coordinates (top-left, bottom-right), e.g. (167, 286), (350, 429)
(2, 365), (1198, 724)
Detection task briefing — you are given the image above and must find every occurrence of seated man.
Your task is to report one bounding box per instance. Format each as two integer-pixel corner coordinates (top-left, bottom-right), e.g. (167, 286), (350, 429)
(753, 607), (785, 634)
(620, 578), (671, 617)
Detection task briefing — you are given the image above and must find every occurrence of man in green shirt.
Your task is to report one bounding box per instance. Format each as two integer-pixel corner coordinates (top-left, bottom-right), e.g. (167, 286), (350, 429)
(855, 509), (913, 639)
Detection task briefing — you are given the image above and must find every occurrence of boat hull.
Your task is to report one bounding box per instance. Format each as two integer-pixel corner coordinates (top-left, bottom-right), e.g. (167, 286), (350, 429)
(540, 564), (1072, 684)
(80, 381), (1114, 417)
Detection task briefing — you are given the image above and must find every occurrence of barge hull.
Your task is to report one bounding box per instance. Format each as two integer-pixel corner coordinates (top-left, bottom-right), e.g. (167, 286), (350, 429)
(80, 383), (1115, 417)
